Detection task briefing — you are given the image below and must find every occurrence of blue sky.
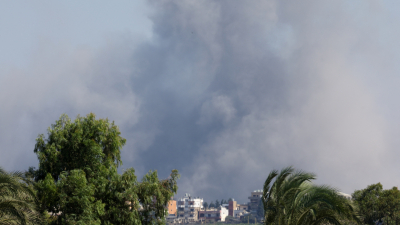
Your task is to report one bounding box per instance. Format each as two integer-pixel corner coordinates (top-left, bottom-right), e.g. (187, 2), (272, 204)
(2, 0), (400, 203)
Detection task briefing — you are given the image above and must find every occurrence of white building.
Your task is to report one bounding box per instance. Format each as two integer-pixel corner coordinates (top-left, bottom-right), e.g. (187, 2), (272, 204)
(234, 209), (249, 218)
(177, 193), (204, 222)
(221, 203), (229, 210)
(199, 206), (229, 222)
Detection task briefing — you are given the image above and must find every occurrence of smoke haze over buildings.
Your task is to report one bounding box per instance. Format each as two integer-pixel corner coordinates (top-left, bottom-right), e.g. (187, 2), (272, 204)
(1, 0), (400, 203)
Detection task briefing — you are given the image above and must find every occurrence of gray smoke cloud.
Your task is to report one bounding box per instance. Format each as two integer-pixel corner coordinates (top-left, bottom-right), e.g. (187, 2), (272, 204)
(1, 0), (400, 203)
(132, 0), (398, 202)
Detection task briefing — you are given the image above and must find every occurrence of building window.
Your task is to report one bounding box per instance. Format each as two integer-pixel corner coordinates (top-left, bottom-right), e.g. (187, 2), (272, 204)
(200, 214), (204, 217)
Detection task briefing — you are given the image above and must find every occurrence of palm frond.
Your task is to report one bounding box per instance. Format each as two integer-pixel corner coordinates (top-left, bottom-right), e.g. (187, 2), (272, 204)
(0, 167), (42, 225)
(262, 167), (360, 225)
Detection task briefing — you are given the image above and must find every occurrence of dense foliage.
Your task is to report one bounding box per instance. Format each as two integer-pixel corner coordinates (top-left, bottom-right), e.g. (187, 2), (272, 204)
(0, 167), (41, 225)
(262, 167), (359, 225)
(352, 183), (400, 224)
(10, 112), (400, 225)
(241, 214), (257, 223)
(31, 113), (179, 225)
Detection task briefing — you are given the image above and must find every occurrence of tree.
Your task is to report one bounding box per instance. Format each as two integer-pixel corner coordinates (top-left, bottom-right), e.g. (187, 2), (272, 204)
(0, 167), (42, 225)
(32, 113), (179, 225)
(262, 166), (359, 225)
(353, 183), (400, 224)
(209, 201), (215, 208)
(241, 214), (257, 223)
(228, 198), (233, 202)
(225, 215), (235, 223)
(256, 197), (264, 218)
(380, 187), (400, 224)
(352, 183), (383, 224)
(137, 170), (179, 225)
(215, 200), (220, 208)
(203, 202), (208, 209)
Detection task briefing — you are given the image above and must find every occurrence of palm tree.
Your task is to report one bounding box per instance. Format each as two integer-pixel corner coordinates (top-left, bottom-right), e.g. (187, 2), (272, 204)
(262, 167), (359, 225)
(0, 167), (41, 225)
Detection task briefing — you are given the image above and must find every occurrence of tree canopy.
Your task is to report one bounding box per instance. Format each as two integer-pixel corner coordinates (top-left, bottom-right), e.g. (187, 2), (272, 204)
(352, 183), (400, 224)
(32, 113), (179, 225)
(0, 167), (41, 225)
(209, 201), (215, 208)
(262, 167), (359, 225)
(215, 200), (220, 208)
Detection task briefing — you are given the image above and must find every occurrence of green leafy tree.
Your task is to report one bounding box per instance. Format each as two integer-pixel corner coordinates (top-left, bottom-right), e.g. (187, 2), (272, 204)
(203, 202), (208, 209)
(262, 166), (359, 225)
(352, 183), (383, 224)
(380, 187), (400, 224)
(353, 183), (400, 224)
(0, 167), (42, 225)
(215, 200), (220, 208)
(228, 198), (233, 202)
(33, 113), (179, 225)
(53, 170), (104, 225)
(137, 170), (179, 225)
(209, 201), (215, 208)
(241, 214), (257, 223)
(225, 215), (235, 223)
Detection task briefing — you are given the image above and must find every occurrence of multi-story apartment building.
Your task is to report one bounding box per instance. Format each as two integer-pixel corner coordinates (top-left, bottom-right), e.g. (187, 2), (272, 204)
(237, 204), (249, 211)
(228, 199), (237, 216)
(228, 199), (250, 218)
(198, 207), (229, 222)
(177, 193), (203, 222)
(248, 190), (263, 215)
(167, 200), (177, 217)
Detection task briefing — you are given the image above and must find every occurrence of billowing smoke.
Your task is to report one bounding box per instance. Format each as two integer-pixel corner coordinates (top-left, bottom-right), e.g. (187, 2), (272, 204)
(1, 0), (400, 203)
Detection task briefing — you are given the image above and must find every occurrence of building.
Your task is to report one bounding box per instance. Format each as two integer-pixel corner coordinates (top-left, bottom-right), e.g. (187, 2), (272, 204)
(221, 203), (229, 210)
(237, 204), (248, 211)
(167, 200), (177, 217)
(228, 199), (237, 216)
(198, 206), (229, 222)
(177, 193), (203, 222)
(233, 209), (249, 218)
(248, 190), (263, 215)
